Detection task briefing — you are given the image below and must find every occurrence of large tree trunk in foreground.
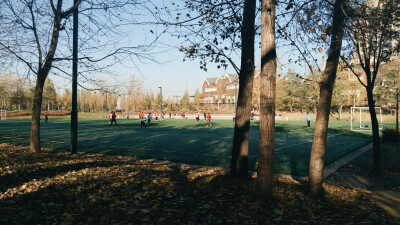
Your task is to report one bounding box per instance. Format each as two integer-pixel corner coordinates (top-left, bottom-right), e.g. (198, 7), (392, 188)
(366, 87), (381, 172)
(230, 0), (256, 179)
(256, 0), (276, 200)
(308, 0), (346, 198)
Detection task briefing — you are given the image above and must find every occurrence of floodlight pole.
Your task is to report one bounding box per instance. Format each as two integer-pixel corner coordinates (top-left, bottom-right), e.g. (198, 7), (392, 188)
(396, 78), (398, 138)
(158, 87), (162, 115)
(396, 88), (399, 136)
(338, 76), (341, 121)
(105, 91), (108, 112)
(71, 0), (79, 154)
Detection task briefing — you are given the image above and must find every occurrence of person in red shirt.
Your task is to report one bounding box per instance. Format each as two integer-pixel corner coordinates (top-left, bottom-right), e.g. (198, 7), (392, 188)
(206, 113), (212, 127)
(45, 112), (48, 123)
(110, 111), (117, 126)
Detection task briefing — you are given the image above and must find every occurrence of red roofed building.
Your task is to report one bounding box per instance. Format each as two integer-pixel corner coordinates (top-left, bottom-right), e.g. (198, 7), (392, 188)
(202, 70), (260, 104)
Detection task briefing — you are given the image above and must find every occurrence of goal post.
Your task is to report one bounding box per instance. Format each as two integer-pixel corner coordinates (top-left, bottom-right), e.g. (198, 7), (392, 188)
(0, 110), (6, 120)
(350, 107), (383, 131)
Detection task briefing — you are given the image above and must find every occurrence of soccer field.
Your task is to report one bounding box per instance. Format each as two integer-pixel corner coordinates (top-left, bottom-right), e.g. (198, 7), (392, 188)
(0, 117), (374, 176)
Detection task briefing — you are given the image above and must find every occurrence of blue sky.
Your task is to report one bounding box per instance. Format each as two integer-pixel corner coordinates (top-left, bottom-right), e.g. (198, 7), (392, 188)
(116, 47), (240, 98)
(46, 0), (324, 98)
(0, 0), (327, 99)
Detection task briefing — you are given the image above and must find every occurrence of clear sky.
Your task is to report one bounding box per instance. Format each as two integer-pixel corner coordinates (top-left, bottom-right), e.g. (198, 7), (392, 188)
(49, 36), (314, 99)
(47, 1), (245, 98)
(116, 47), (240, 98)
(0, 0), (327, 99)
(46, 0), (324, 99)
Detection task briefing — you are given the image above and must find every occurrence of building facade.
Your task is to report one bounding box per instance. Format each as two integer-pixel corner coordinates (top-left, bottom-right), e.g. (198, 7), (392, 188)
(201, 70), (260, 104)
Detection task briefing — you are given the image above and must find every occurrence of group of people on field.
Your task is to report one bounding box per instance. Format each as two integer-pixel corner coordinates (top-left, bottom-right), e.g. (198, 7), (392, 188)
(139, 111), (154, 130)
(194, 112), (213, 127)
(45, 110), (312, 129)
(108, 110), (215, 129)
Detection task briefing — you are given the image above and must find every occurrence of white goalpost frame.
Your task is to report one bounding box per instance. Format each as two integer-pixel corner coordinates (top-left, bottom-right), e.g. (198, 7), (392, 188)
(350, 107), (383, 131)
(0, 110), (6, 120)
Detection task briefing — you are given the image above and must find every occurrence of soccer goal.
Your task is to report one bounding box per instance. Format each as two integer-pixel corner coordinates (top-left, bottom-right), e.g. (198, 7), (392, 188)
(0, 110), (6, 120)
(350, 107), (383, 131)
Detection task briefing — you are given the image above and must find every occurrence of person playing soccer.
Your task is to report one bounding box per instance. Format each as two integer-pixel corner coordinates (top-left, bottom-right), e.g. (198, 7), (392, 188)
(109, 112), (113, 124)
(232, 112), (236, 122)
(206, 113), (212, 127)
(45, 112), (48, 123)
(110, 111), (117, 126)
(141, 116), (147, 129)
(147, 112), (152, 126)
(306, 112), (311, 128)
(196, 112), (200, 122)
(126, 111), (130, 119)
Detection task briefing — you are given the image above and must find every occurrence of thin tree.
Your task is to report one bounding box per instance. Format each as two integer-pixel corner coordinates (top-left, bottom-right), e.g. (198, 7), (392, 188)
(256, 0), (277, 199)
(0, 0), (82, 153)
(308, 0), (346, 198)
(341, 0), (400, 172)
(230, 0), (257, 178)
(154, 0), (257, 178)
(0, 0), (160, 153)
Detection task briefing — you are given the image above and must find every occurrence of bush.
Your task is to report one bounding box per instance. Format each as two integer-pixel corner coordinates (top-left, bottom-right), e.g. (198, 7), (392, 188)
(381, 128), (400, 143)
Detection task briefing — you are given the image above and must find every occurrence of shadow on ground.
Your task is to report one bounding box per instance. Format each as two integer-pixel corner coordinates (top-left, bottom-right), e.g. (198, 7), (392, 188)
(326, 146), (400, 218)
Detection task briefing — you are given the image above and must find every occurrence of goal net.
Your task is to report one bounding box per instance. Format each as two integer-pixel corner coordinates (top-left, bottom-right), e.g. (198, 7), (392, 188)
(350, 107), (383, 131)
(0, 110), (6, 120)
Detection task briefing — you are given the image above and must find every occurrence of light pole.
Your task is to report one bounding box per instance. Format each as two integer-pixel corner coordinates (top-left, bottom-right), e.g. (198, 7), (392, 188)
(396, 78), (398, 138)
(71, 0), (79, 154)
(396, 63), (399, 139)
(338, 76), (341, 121)
(105, 90), (108, 112)
(158, 87), (162, 116)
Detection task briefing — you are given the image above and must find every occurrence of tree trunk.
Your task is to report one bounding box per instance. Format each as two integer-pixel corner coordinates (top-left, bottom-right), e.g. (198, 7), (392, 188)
(366, 87), (381, 172)
(256, 0), (276, 200)
(230, 0), (256, 179)
(308, 0), (345, 198)
(29, 7), (62, 153)
(29, 76), (46, 153)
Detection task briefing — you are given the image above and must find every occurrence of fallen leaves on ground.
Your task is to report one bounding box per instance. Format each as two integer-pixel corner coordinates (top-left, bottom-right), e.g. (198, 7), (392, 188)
(0, 143), (398, 225)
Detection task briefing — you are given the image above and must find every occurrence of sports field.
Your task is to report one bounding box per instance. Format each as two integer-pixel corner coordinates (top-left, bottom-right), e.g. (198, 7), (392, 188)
(0, 117), (375, 176)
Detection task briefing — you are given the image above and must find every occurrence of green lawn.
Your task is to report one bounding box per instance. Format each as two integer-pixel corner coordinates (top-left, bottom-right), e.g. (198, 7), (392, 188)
(0, 117), (374, 176)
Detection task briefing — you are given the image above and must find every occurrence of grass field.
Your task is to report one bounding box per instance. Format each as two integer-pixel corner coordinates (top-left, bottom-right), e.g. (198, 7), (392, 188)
(0, 117), (377, 176)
